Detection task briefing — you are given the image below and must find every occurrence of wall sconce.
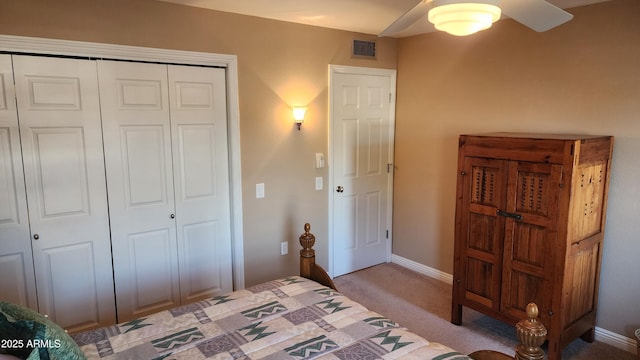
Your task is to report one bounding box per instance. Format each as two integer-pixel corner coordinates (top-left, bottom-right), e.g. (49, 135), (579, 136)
(292, 106), (307, 130)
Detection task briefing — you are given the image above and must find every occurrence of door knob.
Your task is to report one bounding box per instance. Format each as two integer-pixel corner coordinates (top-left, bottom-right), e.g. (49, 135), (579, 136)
(33, 234), (39, 240)
(170, 214), (175, 219)
(336, 186), (344, 193)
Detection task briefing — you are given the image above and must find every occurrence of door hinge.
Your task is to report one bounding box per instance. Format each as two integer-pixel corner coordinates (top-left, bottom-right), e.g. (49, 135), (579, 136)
(389, 93), (392, 103)
(387, 163), (393, 173)
(386, 230), (389, 239)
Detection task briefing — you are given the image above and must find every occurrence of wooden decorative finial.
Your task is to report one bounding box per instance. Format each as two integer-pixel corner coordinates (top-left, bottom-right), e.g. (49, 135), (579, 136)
(299, 223), (315, 258)
(526, 303), (539, 320)
(297, 222), (337, 290)
(299, 223), (316, 279)
(515, 303), (547, 360)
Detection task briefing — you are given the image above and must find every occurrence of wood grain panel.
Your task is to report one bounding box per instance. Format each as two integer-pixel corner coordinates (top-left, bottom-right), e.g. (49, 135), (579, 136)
(570, 163), (607, 241)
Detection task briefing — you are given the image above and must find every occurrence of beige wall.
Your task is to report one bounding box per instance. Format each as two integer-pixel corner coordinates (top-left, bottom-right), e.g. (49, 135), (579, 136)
(394, 0), (640, 339)
(0, 0), (398, 286)
(2, 0), (638, 345)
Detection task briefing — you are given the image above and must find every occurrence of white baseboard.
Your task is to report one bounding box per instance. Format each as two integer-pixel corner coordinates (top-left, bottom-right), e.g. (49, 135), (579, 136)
(390, 254), (638, 355)
(391, 254), (453, 285)
(595, 326), (638, 354)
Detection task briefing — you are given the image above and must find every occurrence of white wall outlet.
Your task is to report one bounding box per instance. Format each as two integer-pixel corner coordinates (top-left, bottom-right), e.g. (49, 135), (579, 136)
(315, 176), (323, 190)
(280, 241), (288, 255)
(256, 183), (265, 198)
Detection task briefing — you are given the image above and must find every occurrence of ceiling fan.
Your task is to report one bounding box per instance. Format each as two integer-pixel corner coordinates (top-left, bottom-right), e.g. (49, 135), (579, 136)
(379, 0), (574, 37)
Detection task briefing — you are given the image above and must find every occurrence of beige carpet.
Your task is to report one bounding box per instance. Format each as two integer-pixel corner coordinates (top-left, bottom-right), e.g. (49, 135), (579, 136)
(333, 262), (636, 360)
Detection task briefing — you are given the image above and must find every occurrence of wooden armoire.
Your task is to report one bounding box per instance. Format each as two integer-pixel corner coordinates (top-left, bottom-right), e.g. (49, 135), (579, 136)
(451, 133), (613, 360)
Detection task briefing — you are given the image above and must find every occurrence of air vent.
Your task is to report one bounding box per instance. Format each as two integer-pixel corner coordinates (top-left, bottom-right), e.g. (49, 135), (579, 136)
(352, 40), (376, 59)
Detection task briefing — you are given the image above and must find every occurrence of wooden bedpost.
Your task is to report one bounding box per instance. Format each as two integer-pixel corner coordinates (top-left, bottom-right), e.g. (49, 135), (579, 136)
(299, 223), (315, 280)
(514, 303), (547, 360)
(469, 303), (547, 360)
(299, 223), (337, 290)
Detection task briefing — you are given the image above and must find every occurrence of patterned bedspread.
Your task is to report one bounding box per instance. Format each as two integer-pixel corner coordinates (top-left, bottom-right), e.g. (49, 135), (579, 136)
(72, 276), (470, 359)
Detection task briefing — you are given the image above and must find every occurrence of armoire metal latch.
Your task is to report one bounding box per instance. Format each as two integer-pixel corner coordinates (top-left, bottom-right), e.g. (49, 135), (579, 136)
(497, 209), (523, 220)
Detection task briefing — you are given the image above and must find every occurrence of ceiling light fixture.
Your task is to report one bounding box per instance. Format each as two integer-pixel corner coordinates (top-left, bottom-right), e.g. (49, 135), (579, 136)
(428, 0), (501, 36)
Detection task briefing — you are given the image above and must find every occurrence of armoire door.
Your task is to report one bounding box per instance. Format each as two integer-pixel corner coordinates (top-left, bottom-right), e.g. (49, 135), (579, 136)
(167, 65), (233, 303)
(0, 54), (37, 310)
(98, 61), (180, 321)
(455, 156), (561, 325)
(455, 156), (509, 313)
(500, 161), (561, 324)
(12, 55), (116, 332)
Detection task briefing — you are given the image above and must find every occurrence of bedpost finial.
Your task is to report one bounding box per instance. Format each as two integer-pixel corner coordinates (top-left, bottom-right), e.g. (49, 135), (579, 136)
(299, 222), (315, 258)
(526, 302), (539, 321)
(515, 302), (547, 360)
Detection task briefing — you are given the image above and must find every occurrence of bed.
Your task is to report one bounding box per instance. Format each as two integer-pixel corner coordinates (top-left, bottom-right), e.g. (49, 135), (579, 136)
(0, 223), (546, 360)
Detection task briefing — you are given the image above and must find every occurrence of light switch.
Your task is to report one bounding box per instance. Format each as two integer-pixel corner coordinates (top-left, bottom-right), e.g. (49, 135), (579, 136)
(315, 153), (325, 168)
(315, 176), (323, 190)
(256, 183), (265, 198)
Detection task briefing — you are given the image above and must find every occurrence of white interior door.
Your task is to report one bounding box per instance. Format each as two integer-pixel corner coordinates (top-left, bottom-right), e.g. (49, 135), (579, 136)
(98, 60), (180, 321)
(330, 66), (395, 277)
(12, 55), (115, 332)
(0, 54), (37, 309)
(168, 65), (233, 302)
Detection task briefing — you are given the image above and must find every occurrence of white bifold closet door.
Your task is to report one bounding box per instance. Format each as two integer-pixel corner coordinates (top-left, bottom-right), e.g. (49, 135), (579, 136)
(0, 55), (37, 310)
(97, 61), (232, 321)
(11, 55), (116, 332)
(167, 65), (233, 306)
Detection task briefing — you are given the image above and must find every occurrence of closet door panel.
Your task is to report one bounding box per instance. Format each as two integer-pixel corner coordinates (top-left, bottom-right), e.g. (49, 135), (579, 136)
(128, 229), (176, 310)
(12, 55), (115, 332)
(0, 55), (37, 309)
(30, 128), (89, 217)
(168, 65), (232, 302)
(39, 242), (100, 328)
(121, 125), (169, 206)
(98, 60), (179, 321)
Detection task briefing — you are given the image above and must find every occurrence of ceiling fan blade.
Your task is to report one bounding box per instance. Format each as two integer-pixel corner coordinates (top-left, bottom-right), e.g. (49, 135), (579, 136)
(501, 0), (573, 32)
(379, 0), (432, 37)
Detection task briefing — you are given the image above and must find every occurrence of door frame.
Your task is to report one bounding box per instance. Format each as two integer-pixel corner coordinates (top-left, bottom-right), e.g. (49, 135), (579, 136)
(0, 35), (246, 289)
(327, 64), (396, 277)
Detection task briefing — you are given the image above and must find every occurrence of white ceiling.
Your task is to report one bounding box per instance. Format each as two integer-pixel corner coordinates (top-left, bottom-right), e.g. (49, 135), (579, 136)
(157, 0), (608, 38)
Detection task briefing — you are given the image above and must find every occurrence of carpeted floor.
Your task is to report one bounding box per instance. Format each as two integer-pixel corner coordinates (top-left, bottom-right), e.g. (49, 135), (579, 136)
(333, 262), (636, 360)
